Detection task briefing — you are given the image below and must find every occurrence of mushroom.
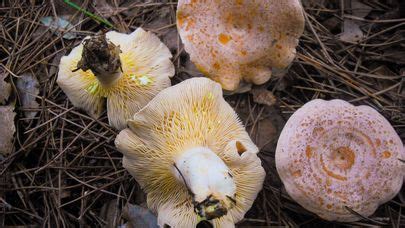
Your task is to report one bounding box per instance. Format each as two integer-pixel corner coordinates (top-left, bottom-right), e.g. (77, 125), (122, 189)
(177, 0), (305, 91)
(275, 99), (404, 222)
(115, 78), (265, 227)
(58, 28), (175, 130)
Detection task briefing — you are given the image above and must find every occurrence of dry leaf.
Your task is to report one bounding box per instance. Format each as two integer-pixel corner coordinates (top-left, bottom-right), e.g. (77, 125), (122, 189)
(162, 28), (178, 52)
(339, 0), (372, 43)
(0, 105), (15, 156)
(0, 69), (11, 105)
(94, 0), (120, 18)
(257, 107), (285, 152)
(351, 0), (372, 18)
(339, 20), (364, 42)
(49, 52), (66, 78)
(16, 73), (40, 120)
(122, 204), (158, 228)
(251, 88), (277, 107)
(40, 16), (76, 40)
(100, 200), (120, 228)
(145, 6), (171, 30)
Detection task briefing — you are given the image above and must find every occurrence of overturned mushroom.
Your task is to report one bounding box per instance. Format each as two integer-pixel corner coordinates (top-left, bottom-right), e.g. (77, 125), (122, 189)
(115, 78), (265, 227)
(276, 99), (404, 222)
(58, 28), (175, 129)
(177, 0), (305, 91)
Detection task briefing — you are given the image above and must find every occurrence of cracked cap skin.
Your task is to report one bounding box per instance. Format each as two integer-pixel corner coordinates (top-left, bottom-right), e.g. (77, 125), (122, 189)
(276, 99), (404, 222)
(57, 28), (175, 130)
(115, 78), (265, 227)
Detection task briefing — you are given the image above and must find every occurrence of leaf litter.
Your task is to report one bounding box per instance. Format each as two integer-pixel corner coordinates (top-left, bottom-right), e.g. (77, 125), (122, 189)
(1, 0), (404, 227)
(16, 73), (40, 120)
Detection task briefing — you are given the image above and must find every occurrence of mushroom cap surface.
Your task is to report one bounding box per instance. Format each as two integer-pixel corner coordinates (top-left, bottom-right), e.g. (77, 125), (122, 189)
(57, 28), (175, 130)
(276, 99), (404, 222)
(115, 78), (265, 227)
(177, 0), (305, 91)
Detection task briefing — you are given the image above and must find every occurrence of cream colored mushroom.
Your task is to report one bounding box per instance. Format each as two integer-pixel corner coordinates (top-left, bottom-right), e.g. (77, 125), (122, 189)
(58, 28), (175, 130)
(115, 78), (265, 227)
(177, 0), (305, 91)
(276, 99), (404, 222)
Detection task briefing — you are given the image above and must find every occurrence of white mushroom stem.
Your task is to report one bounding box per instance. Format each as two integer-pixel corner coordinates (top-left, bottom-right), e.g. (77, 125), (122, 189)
(174, 147), (236, 220)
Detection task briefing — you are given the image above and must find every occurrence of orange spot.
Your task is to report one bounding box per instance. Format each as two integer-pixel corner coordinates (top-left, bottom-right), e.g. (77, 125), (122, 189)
(240, 50), (247, 56)
(359, 185), (365, 193)
(291, 170), (302, 177)
(218, 33), (232, 45)
(195, 64), (209, 76)
(235, 0), (243, 5)
(210, 49), (217, 57)
(176, 11), (188, 28)
(365, 171), (370, 179)
(185, 18), (195, 31)
(375, 139), (381, 147)
(258, 26), (264, 32)
(382, 151), (391, 158)
(331, 146), (355, 170)
(315, 175), (322, 184)
(236, 141), (246, 155)
(320, 155), (347, 181)
(334, 191), (348, 201)
(213, 62), (221, 70)
(318, 197), (324, 206)
(276, 44), (282, 49)
(355, 129), (376, 157)
(305, 145), (312, 159)
(326, 204), (332, 209)
(294, 183), (309, 197)
(224, 13), (234, 25)
(186, 34), (193, 41)
(326, 178), (332, 186)
(313, 127), (324, 135)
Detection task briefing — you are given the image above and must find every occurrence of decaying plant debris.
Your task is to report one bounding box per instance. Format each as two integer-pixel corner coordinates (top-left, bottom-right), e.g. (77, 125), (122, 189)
(1, 0), (404, 227)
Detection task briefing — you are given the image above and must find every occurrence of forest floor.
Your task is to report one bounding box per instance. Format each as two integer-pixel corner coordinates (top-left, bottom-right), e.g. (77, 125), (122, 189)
(1, 0), (404, 227)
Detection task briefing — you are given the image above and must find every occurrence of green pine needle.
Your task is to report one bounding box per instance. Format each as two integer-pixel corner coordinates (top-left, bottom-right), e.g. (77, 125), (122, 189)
(63, 0), (114, 28)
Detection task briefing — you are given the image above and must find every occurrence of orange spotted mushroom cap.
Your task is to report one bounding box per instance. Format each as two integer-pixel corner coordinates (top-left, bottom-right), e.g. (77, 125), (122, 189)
(276, 99), (404, 222)
(177, 0), (305, 91)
